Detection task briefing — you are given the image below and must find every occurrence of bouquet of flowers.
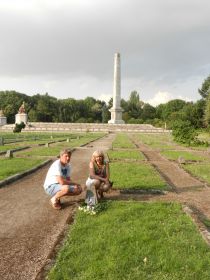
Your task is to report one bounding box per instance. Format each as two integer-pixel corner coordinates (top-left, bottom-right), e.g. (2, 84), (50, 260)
(78, 201), (110, 215)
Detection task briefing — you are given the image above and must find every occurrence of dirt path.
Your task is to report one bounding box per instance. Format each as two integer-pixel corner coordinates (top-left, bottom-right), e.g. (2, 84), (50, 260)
(0, 133), (115, 280)
(1, 133), (210, 280)
(136, 142), (205, 191)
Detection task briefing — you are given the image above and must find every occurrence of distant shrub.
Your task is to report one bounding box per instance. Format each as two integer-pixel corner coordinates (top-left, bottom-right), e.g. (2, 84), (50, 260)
(127, 118), (143, 124)
(13, 122), (26, 133)
(172, 120), (197, 145)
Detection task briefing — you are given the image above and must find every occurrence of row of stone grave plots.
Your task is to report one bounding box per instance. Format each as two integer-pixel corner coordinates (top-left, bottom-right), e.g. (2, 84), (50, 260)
(0, 135), (73, 158)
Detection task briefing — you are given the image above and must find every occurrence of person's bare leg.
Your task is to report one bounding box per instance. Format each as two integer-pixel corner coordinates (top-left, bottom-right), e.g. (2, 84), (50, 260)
(98, 184), (104, 199)
(50, 185), (82, 209)
(92, 179), (101, 203)
(53, 185), (69, 201)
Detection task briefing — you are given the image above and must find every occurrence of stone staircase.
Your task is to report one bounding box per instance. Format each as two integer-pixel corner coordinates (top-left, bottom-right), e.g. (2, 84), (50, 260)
(0, 122), (170, 133)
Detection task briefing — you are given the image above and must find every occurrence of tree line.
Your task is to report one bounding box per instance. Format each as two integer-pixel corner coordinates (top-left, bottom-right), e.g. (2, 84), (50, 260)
(0, 75), (210, 132)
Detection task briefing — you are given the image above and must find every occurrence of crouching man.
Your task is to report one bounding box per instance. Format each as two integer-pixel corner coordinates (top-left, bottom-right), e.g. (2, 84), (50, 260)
(43, 149), (82, 210)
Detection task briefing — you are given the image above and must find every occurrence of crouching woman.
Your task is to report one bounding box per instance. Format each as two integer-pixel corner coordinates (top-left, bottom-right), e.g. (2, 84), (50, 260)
(85, 150), (112, 204)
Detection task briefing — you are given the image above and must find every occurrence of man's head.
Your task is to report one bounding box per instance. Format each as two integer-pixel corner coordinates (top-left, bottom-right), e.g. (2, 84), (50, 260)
(59, 149), (72, 165)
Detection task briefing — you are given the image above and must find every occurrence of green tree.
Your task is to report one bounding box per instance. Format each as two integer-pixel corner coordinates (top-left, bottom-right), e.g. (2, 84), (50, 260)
(33, 94), (58, 122)
(141, 103), (156, 121)
(204, 93), (210, 127)
(127, 91), (143, 119)
(156, 99), (187, 121)
(180, 100), (205, 128)
(102, 104), (110, 123)
(61, 98), (79, 122)
(198, 75), (210, 99)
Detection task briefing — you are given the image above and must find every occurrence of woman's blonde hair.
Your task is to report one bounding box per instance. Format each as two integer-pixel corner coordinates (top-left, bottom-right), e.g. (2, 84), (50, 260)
(91, 150), (105, 162)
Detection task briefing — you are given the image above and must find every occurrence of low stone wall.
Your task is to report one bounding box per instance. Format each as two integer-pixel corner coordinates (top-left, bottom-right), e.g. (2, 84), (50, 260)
(0, 122), (171, 133)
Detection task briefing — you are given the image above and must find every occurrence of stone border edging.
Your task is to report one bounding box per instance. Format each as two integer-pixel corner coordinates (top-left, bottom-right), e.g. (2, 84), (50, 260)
(0, 146), (31, 155)
(0, 159), (52, 188)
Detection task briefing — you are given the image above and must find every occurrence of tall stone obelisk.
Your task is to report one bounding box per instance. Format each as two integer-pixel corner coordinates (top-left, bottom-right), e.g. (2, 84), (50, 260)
(108, 52), (125, 124)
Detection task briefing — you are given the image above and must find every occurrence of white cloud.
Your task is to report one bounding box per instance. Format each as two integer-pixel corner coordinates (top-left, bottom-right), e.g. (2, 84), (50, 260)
(98, 93), (112, 104)
(146, 91), (192, 107)
(146, 91), (172, 106)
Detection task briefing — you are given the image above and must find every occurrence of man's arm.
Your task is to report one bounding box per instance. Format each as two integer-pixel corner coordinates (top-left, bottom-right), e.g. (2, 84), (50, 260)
(56, 175), (80, 186)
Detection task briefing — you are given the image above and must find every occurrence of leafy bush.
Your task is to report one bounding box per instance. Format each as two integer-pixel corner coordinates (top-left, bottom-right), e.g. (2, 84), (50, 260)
(13, 122), (26, 133)
(172, 120), (197, 145)
(127, 118), (143, 124)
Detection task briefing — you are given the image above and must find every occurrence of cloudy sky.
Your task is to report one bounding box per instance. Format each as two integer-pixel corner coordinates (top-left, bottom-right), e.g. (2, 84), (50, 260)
(0, 0), (210, 106)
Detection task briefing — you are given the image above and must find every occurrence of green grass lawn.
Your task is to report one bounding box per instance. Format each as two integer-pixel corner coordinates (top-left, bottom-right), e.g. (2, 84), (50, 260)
(16, 134), (105, 157)
(0, 144), (30, 152)
(17, 143), (76, 157)
(107, 150), (145, 160)
(0, 158), (45, 180)
(160, 150), (207, 162)
(110, 162), (167, 190)
(184, 163), (210, 184)
(132, 133), (175, 150)
(47, 201), (210, 280)
(112, 133), (136, 149)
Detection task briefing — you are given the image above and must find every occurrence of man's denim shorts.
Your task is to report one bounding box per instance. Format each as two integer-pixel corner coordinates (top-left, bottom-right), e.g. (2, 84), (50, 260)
(45, 183), (75, 196)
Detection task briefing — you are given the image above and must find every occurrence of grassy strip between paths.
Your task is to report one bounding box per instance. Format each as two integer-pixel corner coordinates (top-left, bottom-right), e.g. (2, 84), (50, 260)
(17, 142), (76, 157)
(0, 158), (45, 180)
(107, 150), (145, 160)
(160, 150), (208, 162)
(16, 134), (105, 157)
(131, 133), (175, 150)
(112, 133), (136, 149)
(110, 162), (167, 190)
(184, 163), (210, 185)
(48, 201), (210, 280)
(0, 144), (29, 152)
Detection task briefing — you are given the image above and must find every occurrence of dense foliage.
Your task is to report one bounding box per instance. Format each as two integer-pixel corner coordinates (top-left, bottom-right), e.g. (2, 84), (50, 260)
(13, 121), (26, 133)
(198, 75), (210, 99)
(171, 120), (197, 145)
(0, 74), (209, 136)
(0, 90), (206, 130)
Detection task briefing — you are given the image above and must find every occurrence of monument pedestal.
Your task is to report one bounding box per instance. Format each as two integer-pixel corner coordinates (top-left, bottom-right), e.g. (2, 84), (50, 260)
(15, 113), (27, 124)
(0, 116), (7, 126)
(108, 107), (125, 124)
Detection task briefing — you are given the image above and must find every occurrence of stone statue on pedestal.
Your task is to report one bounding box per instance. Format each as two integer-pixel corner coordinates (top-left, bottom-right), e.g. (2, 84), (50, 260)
(15, 101), (28, 124)
(18, 102), (26, 114)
